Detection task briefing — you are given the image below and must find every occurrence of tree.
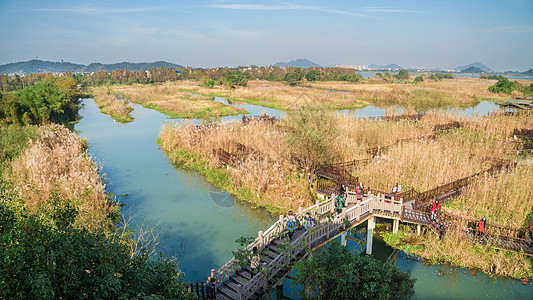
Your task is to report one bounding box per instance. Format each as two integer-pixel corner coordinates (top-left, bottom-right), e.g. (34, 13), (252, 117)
(295, 241), (415, 300)
(305, 70), (321, 82)
(284, 68), (304, 83)
(414, 75), (424, 83)
(283, 106), (339, 179)
(396, 69), (410, 81)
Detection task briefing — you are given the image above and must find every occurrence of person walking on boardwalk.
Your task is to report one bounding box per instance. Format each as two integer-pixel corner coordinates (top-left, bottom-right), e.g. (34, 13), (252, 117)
(303, 212), (316, 230)
(477, 217), (486, 240)
(339, 183), (346, 199)
(286, 210), (297, 240)
(206, 277), (216, 300)
(250, 246), (260, 278)
(335, 194), (345, 214)
(356, 185), (363, 203)
(431, 200), (440, 221)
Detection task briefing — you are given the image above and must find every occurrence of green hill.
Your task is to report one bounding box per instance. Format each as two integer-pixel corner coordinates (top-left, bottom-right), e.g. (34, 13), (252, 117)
(0, 59), (184, 74)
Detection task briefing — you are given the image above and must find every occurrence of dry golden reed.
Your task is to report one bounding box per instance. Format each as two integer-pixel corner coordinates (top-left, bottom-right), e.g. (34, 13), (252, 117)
(9, 124), (117, 231)
(91, 87), (134, 122)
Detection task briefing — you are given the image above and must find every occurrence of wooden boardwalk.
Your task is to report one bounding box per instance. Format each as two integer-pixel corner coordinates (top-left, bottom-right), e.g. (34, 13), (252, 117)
(207, 186), (532, 299)
(212, 191), (409, 299)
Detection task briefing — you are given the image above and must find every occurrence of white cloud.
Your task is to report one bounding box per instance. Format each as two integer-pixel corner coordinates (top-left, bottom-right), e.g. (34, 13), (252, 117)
(209, 2), (376, 19)
(31, 6), (166, 14)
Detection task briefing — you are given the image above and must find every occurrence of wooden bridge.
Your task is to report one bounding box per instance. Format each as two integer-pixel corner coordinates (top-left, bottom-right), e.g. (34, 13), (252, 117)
(206, 187), (532, 299)
(500, 97), (533, 110)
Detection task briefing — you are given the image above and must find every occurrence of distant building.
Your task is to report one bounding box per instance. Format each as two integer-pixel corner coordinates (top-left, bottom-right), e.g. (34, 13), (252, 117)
(336, 64), (368, 71)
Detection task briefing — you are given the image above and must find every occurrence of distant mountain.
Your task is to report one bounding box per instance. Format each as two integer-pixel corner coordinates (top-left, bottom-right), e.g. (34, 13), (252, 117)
(0, 59), (184, 74)
(460, 66), (484, 74)
(504, 68), (533, 76)
(0, 59), (85, 74)
(454, 62), (492, 72)
(368, 63), (403, 70)
(273, 59), (321, 68)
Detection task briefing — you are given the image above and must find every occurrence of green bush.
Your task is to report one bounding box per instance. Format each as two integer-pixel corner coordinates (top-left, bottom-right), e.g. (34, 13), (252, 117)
(0, 201), (193, 299)
(488, 77), (533, 95)
(295, 241), (415, 300)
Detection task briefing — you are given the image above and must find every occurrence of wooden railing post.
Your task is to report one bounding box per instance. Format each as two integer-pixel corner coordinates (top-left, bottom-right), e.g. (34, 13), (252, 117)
(331, 193), (336, 213)
(258, 231), (264, 250)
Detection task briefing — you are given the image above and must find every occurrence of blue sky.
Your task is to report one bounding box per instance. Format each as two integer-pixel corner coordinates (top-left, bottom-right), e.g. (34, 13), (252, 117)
(0, 0), (532, 71)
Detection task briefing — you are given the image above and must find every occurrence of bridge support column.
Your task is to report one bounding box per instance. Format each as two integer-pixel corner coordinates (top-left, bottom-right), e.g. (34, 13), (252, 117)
(393, 219), (399, 233)
(417, 224), (421, 236)
(276, 283), (284, 300)
(341, 232), (347, 246)
(366, 216), (375, 255)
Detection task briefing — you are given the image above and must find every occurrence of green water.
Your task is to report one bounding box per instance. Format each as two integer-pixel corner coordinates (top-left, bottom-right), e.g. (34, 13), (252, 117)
(75, 98), (531, 297)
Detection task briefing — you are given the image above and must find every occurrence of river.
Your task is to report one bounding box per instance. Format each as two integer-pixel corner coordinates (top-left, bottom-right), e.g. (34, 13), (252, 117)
(74, 98), (532, 298)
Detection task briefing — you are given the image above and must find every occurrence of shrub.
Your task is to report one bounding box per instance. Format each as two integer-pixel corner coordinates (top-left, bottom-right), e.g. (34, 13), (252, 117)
(0, 202), (193, 300)
(295, 241), (415, 300)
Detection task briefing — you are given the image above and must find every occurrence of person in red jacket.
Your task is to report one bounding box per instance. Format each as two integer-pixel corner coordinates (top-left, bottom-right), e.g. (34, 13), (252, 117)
(431, 200), (440, 221)
(477, 217), (486, 238)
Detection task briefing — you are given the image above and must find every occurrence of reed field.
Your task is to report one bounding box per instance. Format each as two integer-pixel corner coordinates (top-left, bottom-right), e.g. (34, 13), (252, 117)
(96, 82), (246, 119)
(159, 109), (531, 211)
(152, 80), (368, 111)
(91, 87), (134, 123)
(307, 77), (512, 109)
(6, 124), (119, 231)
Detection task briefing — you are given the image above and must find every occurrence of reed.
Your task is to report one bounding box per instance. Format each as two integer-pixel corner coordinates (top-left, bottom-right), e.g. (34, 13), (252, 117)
(446, 164), (533, 228)
(159, 119), (314, 212)
(91, 87), (134, 123)
(8, 124), (119, 231)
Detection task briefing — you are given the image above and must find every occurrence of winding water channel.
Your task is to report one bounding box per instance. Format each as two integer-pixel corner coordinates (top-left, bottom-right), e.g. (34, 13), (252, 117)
(75, 98), (532, 299)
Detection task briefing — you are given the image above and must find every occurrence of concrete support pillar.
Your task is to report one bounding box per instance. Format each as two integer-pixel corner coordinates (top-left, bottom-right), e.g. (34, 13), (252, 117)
(393, 219), (399, 234)
(366, 216), (375, 255)
(417, 224), (421, 236)
(276, 283), (284, 300)
(298, 206), (303, 215)
(316, 200), (320, 207)
(341, 232), (347, 246)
